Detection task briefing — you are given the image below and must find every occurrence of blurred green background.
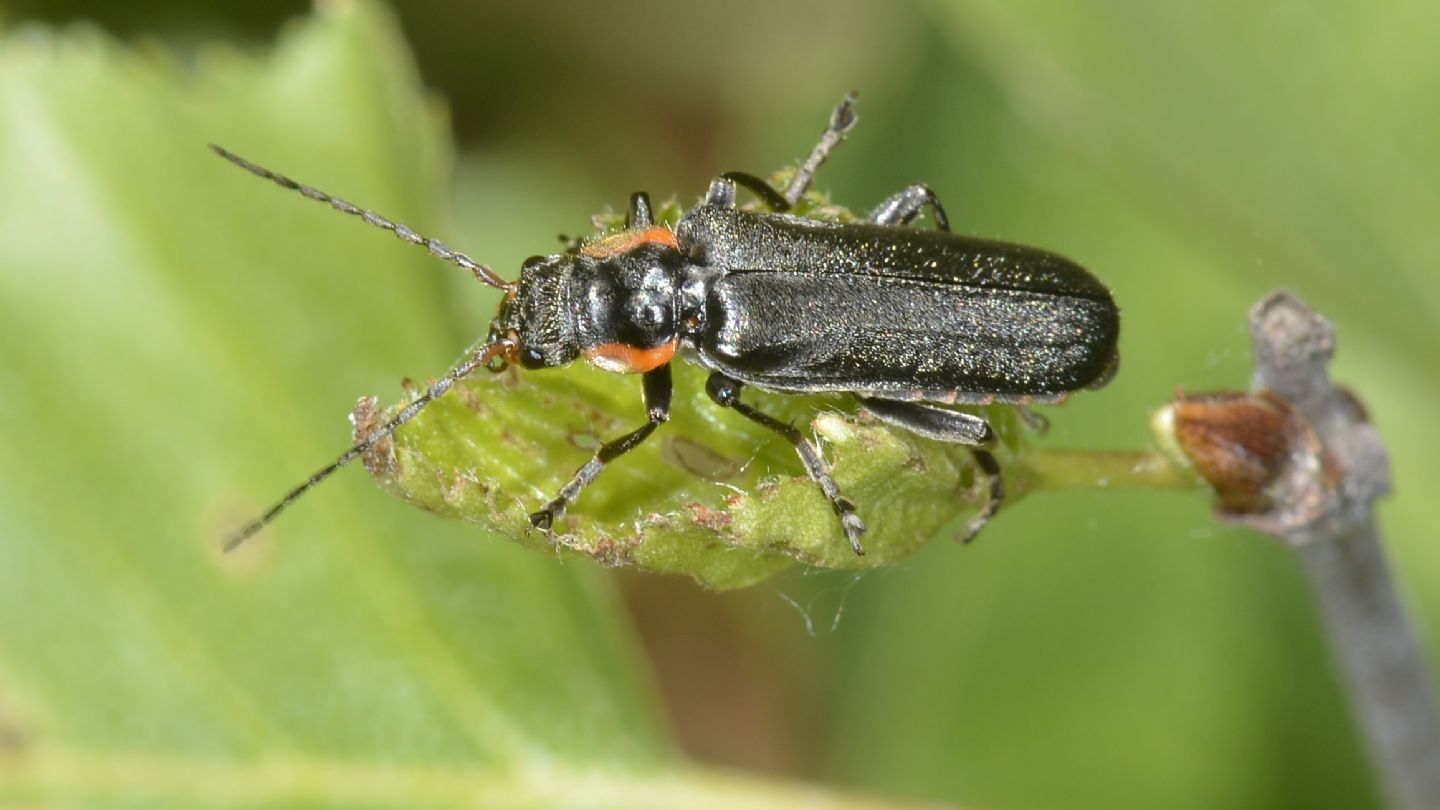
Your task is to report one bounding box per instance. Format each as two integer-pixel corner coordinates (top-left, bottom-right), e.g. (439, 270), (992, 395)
(1, 0), (1437, 808)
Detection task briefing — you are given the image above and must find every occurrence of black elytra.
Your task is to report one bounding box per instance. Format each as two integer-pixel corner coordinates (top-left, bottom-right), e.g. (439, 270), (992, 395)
(218, 93), (1119, 556)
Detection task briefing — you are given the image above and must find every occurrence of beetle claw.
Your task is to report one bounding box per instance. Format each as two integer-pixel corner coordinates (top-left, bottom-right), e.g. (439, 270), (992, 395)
(528, 508), (556, 532)
(841, 512), (867, 556)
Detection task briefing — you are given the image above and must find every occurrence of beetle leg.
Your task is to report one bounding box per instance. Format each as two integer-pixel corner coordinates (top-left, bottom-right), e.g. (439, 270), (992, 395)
(711, 92), (860, 213)
(703, 176), (737, 208)
(867, 184), (951, 232)
(706, 373), (867, 556)
(626, 192), (653, 229)
(959, 449), (1003, 544)
(719, 171), (791, 211)
(1016, 405), (1050, 434)
(530, 365), (672, 532)
(858, 397), (1002, 543)
(859, 397), (992, 444)
(781, 91), (858, 206)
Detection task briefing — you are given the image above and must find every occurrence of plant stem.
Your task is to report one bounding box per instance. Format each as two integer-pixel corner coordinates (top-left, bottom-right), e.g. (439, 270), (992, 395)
(1240, 292), (1438, 810)
(1298, 524), (1440, 810)
(1019, 449), (1200, 494)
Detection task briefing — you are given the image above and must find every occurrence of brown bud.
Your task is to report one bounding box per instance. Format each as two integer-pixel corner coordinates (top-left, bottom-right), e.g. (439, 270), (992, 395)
(1172, 392), (1299, 513)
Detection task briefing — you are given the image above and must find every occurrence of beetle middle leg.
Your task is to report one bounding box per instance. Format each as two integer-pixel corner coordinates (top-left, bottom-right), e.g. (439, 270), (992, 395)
(867, 184), (951, 232)
(859, 397), (1003, 544)
(530, 365), (672, 532)
(705, 373), (867, 556)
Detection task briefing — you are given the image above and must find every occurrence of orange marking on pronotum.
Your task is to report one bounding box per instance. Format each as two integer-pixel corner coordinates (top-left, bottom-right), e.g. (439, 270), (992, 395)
(580, 227), (678, 259)
(585, 339), (679, 374)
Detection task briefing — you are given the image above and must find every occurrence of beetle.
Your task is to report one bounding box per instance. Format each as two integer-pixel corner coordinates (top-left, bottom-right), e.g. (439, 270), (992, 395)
(219, 94), (1119, 556)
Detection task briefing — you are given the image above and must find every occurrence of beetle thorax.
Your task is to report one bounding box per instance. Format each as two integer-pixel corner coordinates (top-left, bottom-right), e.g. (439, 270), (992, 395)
(575, 245), (690, 374)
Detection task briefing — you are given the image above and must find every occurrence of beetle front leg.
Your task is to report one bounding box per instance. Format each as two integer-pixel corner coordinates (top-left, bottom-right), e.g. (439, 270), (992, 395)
(867, 184), (952, 232)
(530, 365), (672, 532)
(626, 191), (653, 228)
(859, 397), (1002, 543)
(705, 373), (867, 556)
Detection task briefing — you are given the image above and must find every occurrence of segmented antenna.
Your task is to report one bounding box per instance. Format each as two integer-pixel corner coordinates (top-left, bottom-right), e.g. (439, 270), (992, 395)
(224, 343), (507, 552)
(209, 144), (513, 291)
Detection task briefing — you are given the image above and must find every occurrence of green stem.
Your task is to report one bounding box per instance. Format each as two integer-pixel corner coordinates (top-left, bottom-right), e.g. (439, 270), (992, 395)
(1017, 448), (1202, 494)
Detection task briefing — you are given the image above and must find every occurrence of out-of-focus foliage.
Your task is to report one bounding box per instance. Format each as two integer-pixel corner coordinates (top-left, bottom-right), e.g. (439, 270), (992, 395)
(2, 0), (1437, 808)
(0, 6), (678, 808)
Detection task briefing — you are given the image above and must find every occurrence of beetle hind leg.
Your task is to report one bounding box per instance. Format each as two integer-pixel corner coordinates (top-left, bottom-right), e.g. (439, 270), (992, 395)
(1016, 405), (1050, 434)
(958, 449), (1003, 544)
(706, 373), (867, 556)
(781, 91), (858, 206)
(708, 93), (860, 214)
(859, 397), (1003, 544)
(860, 397), (991, 444)
(867, 184), (951, 232)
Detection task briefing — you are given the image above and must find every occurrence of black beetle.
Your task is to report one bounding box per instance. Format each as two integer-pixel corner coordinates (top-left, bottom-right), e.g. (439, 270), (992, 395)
(219, 94), (1118, 556)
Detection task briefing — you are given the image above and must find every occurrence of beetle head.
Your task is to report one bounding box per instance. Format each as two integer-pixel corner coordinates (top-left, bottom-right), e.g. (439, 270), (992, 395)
(487, 254), (580, 371)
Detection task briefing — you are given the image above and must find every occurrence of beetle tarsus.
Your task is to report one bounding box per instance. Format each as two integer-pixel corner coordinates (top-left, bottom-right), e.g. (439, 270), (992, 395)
(533, 367), (672, 534)
(717, 92), (862, 212)
(532, 457), (598, 533)
(782, 91), (859, 206)
(840, 507), (867, 557)
(706, 373), (868, 555)
(867, 183), (951, 232)
(1016, 406), (1050, 434)
(859, 398), (1004, 545)
(529, 508), (556, 532)
(957, 449), (1004, 544)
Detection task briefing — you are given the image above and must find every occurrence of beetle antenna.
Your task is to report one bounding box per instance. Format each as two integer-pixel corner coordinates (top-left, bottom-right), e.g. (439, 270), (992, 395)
(209, 144), (514, 291)
(224, 342), (509, 552)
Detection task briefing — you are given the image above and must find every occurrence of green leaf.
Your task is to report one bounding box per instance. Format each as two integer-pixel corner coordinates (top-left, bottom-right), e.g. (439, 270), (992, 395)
(0, 4), (1001, 807)
(0, 4), (934, 807)
(360, 355), (1024, 590)
(0, 0), (658, 782)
